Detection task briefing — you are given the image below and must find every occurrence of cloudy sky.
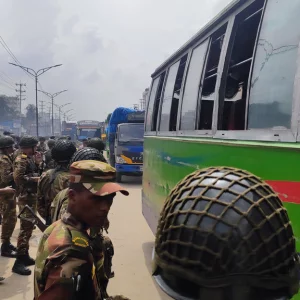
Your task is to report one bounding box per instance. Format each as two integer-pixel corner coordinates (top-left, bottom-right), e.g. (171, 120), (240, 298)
(0, 0), (231, 121)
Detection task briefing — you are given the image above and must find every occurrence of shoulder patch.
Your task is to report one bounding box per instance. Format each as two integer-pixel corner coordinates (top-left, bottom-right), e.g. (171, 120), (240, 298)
(72, 237), (89, 248)
(21, 154), (27, 158)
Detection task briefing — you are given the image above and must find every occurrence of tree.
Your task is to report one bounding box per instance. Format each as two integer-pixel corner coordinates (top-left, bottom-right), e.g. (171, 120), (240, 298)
(105, 113), (112, 124)
(21, 104), (36, 133)
(0, 95), (18, 121)
(25, 104), (36, 122)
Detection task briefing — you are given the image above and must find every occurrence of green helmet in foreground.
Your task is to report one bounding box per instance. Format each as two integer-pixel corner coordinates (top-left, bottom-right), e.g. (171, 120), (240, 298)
(0, 136), (14, 149)
(86, 138), (105, 153)
(19, 136), (38, 148)
(153, 167), (299, 300)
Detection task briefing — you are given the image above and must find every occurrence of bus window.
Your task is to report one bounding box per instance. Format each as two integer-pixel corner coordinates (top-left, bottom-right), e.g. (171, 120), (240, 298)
(145, 77), (159, 132)
(170, 54), (188, 131)
(152, 72), (166, 131)
(221, 0), (265, 130)
(198, 24), (227, 130)
(180, 39), (209, 131)
(159, 55), (188, 132)
(159, 61), (180, 131)
(248, 0), (300, 129)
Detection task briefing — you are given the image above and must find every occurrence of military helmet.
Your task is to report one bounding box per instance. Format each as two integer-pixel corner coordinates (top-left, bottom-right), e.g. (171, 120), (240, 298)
(51, 140), (76, 163)
(39, 136), (46, 142)
(47, 139), (56, 148)
(0, 136), (14, 149)
(19, 136), (39, 148)
(86, 138), (105, 152)
(69, 147), (106, 165)
(153, 167), (299, 300)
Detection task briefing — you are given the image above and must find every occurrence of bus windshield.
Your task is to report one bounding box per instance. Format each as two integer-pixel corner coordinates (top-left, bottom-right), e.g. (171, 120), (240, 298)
(78, 128), (100, 138)
(118, 124), (144, 142)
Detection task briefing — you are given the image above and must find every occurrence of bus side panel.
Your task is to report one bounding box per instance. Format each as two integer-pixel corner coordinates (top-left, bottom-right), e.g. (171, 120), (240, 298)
(142, 137), (300, 250)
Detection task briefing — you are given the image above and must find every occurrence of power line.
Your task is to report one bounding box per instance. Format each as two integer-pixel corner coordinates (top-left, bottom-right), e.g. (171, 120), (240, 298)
(0, 70), (14, 82)
(0, 37), (20, 64)
(0, 73), (15, 88)
(0, 35), (34, 80)
(0, 80), (15, 91)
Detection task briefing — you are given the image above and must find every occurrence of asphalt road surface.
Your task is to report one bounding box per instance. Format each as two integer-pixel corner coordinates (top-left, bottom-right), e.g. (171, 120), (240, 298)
(0, 176), (172, 300)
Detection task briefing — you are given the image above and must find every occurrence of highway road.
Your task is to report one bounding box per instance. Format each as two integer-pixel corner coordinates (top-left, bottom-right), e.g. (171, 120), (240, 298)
(0, 177), (171, 300)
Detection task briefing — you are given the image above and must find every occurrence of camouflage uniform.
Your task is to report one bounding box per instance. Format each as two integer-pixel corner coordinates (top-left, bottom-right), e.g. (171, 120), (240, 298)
(34, 160), (129, 300)
(51, 188), (69, 222)
(0, 153), (17, 243)
(37, 142), (47, 153)
(44, 149), (55, 170)
(37, 167), (69, 223)
(13, 152), (39, 256)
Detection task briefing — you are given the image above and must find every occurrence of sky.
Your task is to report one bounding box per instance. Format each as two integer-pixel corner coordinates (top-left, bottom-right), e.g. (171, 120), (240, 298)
(0, 0), (232, 122)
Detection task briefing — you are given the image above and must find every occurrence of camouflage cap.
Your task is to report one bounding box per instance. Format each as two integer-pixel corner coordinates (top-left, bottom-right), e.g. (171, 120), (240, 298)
(69, 160), (129, 196)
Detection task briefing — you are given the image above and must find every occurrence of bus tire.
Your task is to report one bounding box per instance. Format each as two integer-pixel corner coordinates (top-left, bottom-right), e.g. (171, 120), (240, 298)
(116, 173), (122, 183)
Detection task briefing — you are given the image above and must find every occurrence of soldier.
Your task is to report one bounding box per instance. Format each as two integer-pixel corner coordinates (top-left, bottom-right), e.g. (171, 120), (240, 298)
(37, 136), (47, 153)
(0, 186), (16, 195)
(153, 167), (300, 300)
(12, 135), (40, 276)
(79, 138), (88, 149)
(37, 140), (76, 225)
(51, 147), (107, 221)
(87, 138), (106, 154)
(0, 186), (16, 282)
(50, 147), (115, 294)
(44, 139), (56, 170)
(0, 136), (17, 257)
(34, 160), (130, 300)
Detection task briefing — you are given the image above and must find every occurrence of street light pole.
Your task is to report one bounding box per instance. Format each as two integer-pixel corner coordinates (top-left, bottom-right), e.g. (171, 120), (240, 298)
(38, 89), (68, 135)
(9, 62), (62, 137)
(57, 103), (71, 134)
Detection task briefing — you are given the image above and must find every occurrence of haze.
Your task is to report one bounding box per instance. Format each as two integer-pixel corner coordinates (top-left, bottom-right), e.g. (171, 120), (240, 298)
(0, 0), (231, 121)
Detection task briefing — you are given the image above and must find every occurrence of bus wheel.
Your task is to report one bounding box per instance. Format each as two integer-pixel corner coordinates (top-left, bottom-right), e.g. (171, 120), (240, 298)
(116, 173), (122, 183)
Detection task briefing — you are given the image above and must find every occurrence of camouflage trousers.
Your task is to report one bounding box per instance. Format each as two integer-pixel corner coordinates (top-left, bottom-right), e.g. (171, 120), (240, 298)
(17, 195), (37, 255)
(0, 195), (17, 243)
(0, 199), (3, 215)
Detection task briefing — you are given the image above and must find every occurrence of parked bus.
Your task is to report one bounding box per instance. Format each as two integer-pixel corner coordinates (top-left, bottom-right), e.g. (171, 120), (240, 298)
(76, 120), (105, 141)
(142, 0), (300, 263)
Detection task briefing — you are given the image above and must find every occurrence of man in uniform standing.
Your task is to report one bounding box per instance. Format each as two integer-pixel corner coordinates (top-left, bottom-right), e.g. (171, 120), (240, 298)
(44, 139), (56, 170)
(13, 135), (40, 276)
(0, 186), (17, 282)
(37, 136), (47, 153)
(37, 140), (76, 224)
(0, 135), (17, 257)
(34, 160), (130, 300)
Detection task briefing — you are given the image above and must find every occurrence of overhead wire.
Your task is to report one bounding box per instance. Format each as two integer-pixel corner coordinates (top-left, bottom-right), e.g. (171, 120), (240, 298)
(0, 35), (34, 80)
(0, 73), (15, 89)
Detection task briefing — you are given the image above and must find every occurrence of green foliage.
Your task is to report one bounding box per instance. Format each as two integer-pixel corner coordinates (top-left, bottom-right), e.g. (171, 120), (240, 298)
(105, 113), (112, 124)
(25, 104), (36, 121)
(0, 95), (18, 121)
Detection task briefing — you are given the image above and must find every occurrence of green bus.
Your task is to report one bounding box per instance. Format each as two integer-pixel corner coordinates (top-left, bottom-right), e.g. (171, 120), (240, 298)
(142, 0), (300, 293)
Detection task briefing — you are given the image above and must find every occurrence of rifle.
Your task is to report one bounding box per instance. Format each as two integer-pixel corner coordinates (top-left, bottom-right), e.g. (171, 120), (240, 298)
(18, 205), (47, 232)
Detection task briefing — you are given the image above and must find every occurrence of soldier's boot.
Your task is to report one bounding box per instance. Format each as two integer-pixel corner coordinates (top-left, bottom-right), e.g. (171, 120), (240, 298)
(1, 241), (17, 258)
(12, 256), (31, 276)
(22, 252), (35, 266)
(8, 243), (17, 252)
(0, 276), (4, 282)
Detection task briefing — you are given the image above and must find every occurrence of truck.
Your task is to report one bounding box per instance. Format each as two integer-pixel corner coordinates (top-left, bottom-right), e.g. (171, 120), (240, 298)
(107, 107), (144, 182)
(61, 121), (77, 140)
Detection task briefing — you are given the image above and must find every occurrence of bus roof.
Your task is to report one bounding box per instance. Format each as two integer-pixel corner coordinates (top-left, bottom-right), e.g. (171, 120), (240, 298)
(152, 0), (242, 78)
